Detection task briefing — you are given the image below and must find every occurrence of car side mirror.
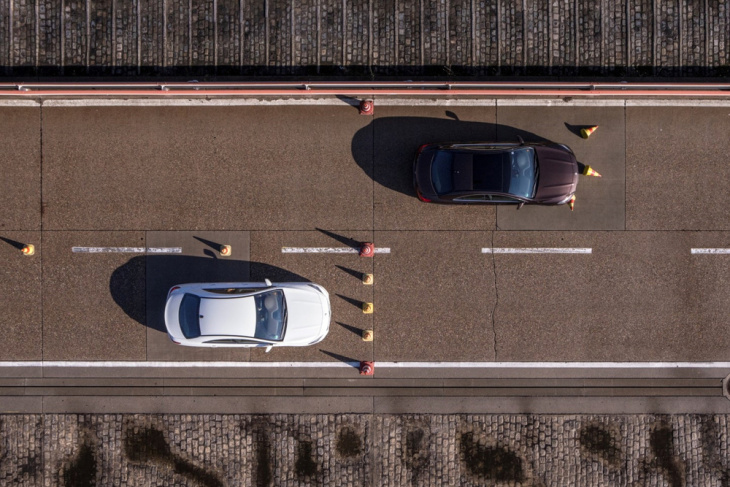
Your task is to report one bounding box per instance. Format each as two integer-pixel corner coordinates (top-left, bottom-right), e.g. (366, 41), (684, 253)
(517, 202), (524, 210)
(517, 135), (525, 145)
(264, 278), (272, 287)
(265, 345), (273, 353)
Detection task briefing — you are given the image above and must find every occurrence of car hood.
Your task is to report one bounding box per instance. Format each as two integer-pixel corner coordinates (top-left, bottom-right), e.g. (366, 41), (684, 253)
(282, 287), (328, 344)
(534, 146), (579, 203)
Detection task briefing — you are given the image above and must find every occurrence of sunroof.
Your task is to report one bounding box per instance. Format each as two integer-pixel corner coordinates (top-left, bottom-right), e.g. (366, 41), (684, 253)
(473, 153), (508, 192)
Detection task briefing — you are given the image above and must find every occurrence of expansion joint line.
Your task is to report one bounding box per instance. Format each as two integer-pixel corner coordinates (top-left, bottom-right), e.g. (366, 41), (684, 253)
(490, 230), (498, 360)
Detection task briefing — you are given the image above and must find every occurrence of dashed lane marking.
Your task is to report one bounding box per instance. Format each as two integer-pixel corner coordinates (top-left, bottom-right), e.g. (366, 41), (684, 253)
(282, 247), (391, 254)
(482, 248), (592, 254)
(72, 247), (182, 253)
(0, 361), (727, 368)
(691, 248), (730, 254)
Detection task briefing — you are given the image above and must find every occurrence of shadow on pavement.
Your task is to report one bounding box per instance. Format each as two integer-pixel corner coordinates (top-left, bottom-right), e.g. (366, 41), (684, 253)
(110, 255), (307, 332)
(350, 115), (549, 198)
(319, 349), (359, 367)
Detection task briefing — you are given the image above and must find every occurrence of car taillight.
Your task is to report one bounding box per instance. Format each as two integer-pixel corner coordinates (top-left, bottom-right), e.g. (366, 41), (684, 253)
(417, 189), (431, 202)
(417, 144), (429, 154)
(168, 286), (180, 297)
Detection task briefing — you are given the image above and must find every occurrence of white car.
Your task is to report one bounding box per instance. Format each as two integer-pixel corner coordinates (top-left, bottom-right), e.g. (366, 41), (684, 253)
(164, 280), (330, 350)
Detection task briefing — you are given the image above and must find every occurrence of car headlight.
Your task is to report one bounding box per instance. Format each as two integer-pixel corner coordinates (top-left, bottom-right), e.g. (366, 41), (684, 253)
(557, 194), (574, 205)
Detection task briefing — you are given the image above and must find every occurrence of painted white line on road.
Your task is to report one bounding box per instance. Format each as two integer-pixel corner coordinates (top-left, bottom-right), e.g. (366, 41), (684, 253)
(691, 248), (730, 254)
(497, 99), (625, 107)
(626, 99), (730, 107)
(482, 248), (592, 254)
(0, 361), (728, 369)
(282, 247), (391, 254)
(3, 98), (730, 108)
(41, 98), (360, 107)
(72, 247), (182, 253)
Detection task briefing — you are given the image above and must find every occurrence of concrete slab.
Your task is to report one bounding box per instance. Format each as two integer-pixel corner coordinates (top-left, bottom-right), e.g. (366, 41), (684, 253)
(372, 106), (498, 230)
(373, 396), (730, 414)
(0, 232), (42, 360)
(41, 105), (372, 230)
(493, 231), (730, 362)
(496, 106), (625, 230)
(248, 231), (375, 363)
(0, 108), (40, 231)
(0, 397), (43, 413)
(42, 396), (374, 414)
(626, 107), (730, 230)
(374, 231), (495, 361)
(42, 232), (146, 360)
(145, 231), (251, 361)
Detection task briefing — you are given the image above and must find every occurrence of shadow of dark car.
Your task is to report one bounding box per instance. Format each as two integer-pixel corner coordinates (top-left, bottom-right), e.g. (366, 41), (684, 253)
(110, 255), (307, 332)
(350, 114), (549, 198)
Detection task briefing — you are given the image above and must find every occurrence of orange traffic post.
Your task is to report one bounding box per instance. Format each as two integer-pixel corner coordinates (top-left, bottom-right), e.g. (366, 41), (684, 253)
(362, 329), (373, 341)
(359, 99), (374, 116)
(582, 165), (602, 177)
(219, 244), (232, 257)
(359, 242), (374, 257)
(580, 125), (598, 138)
(362, 273), (374, 285)
(568, 195), (576, 211)
(21, 244), (35, 256)
(359, 361), (374, 375)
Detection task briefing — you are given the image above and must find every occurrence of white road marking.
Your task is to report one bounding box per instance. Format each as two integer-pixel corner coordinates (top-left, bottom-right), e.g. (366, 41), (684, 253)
(482, 248), (592, 254)
(72, 247), (182, 253)
(0, 361), (727, 369)
(691, 248), (730, 254)
(282, 247), (391, 254)
(497, 99), (625, 107)
(2, 98), (730, 108)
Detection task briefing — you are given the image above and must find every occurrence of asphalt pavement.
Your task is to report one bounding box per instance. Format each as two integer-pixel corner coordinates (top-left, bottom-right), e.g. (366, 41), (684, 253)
(1, 98), (729, 413)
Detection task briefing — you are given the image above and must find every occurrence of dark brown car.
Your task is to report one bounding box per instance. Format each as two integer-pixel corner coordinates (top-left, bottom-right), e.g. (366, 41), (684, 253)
(413, 139), (579, 206)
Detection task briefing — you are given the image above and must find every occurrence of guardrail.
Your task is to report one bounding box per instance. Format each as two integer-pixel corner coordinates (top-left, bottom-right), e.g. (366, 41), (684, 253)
(1, 81), (730, 98)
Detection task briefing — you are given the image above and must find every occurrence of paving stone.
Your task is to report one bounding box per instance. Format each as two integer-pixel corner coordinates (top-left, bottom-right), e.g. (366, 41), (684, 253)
(1, 0), (728, 77)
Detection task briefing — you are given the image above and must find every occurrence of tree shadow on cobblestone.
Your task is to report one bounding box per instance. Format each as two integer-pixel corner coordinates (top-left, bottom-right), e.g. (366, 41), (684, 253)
(405, 425), (431, 483)
(336, 426), (362, 459)
(351, 115), (550, 198)
(579, 423), (623, 468)
(295, 440), (319, 480)
(641, 421), (685, 487)
(62, 429), (97, 487)
(459, 432), (525, 484)
(240, 417), (274, 487)
(110, 255), (305, 331)
(700, 418), (730, 487)
(124, 426), (223, 487)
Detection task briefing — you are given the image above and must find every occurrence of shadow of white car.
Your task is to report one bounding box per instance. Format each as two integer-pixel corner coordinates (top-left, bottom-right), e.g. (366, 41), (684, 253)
(164, 280), (330, 351)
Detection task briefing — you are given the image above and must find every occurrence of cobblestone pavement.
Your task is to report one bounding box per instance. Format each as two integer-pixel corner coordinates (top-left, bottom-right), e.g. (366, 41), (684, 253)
(1, 0), (728, 78)
(1, 413), (729, 486)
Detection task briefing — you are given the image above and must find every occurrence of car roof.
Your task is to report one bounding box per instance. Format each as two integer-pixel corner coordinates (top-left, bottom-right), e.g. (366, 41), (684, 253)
(198, 296), (256, 337)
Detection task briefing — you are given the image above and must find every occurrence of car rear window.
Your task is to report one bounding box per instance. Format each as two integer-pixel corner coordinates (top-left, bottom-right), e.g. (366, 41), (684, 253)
(431, 151), (454, 194)
(179, 293), (201, 339)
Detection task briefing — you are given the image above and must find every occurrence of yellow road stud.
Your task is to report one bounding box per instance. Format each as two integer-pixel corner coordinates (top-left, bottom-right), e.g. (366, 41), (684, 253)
(21, 244), (35, 256)
(362, 329), (374, 341)
(362, 273), (374, 285)
(362, 302), (374, 314)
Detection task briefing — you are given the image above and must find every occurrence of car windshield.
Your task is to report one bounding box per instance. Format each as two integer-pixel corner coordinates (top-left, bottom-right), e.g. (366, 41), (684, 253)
(430, 150), (454, 194)
(253, 290), (287, 341)
(179, 293), (201, 338)
(506, 147), (537, 198)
